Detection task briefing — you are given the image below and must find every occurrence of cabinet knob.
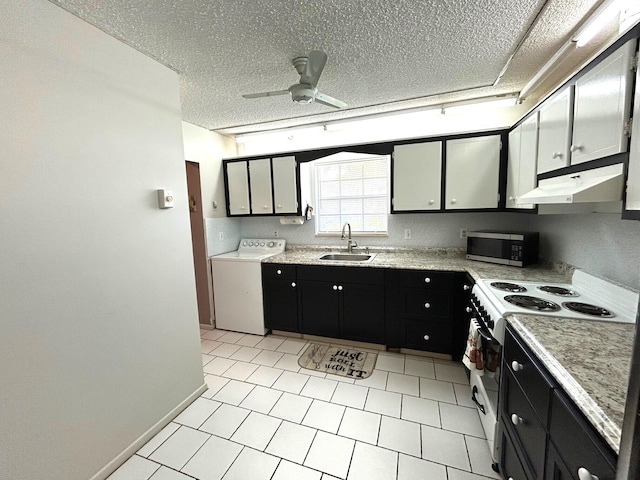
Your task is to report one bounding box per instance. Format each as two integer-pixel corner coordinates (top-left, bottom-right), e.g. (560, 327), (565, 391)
(333, 285), (338, 290)
(463, 284), (471, 291)
(241, 205), (246, 209)
(577, 467), (599, 480)
(424, 303), (431, 309)
(451, 198), (457, 204)
(552, 152), (563, 159)
(338, 285), (343, 291)
(511, 414), (523, 426)
(424, 277), (431, 284)
(291, 282), (296, 287)
(466, 307), (473, 313)
(511, 361), (524, 372)
(276, 269), (282, 275)
(508, 196), (515, 201)
(277, 204), (282, 208)
(423, 334), (430, 341)
(429, 199), (434, 205)
(570, 144), (583, 152)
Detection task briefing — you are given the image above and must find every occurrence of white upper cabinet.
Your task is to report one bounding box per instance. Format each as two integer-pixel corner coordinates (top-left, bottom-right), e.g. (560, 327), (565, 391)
(571, 39), (636, 166)
(392, 142), (442, 211)
(249, 158), (273, 214)
(537, 86), (573, 174)
(227, 161), (250, 215)
(272, 156), (298, 214)
(445, 135), (501, 210)
(625, 45), (640, 215)
(507, 114), (538, 209)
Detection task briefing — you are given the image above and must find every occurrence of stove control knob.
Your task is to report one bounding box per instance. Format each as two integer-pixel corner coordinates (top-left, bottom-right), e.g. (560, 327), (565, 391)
(511, 361), (524, 372)
(268, 242), (275, 247)
(260, 242), (265, 246)
(248, 241), (254, 246)
(487, 318), (495, 329)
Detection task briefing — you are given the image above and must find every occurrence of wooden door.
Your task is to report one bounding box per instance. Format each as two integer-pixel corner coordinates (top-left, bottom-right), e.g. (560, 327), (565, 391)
(186, 161), (212, 326)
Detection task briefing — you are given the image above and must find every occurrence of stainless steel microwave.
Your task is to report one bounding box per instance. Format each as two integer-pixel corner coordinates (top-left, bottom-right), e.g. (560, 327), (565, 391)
(466, 231), (539, 267)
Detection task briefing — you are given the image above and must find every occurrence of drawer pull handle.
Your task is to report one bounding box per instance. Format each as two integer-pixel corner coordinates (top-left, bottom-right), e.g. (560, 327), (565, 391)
(471, 385), (486, 414)
(291, 282), (296, 287)
(424, 277), (431, 283)
(511, 414), (523, 426)
(511, 361), (524, 372)
(276, 269), (282, 275)
(423, 334), (430, 341)
(424, 303), (431, 309)
(577, 467), (598, 480)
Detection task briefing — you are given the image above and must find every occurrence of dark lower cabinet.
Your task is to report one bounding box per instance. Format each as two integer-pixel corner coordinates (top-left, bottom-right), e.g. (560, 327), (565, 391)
(499, 325), (617, 480)
(297, 265), (385, 344)
(262, 263), (299, 332)
(385, 269), (459, 355)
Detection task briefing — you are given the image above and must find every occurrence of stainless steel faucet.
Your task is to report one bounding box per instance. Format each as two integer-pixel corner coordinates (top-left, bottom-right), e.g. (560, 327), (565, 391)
(341, 222), (357, 253)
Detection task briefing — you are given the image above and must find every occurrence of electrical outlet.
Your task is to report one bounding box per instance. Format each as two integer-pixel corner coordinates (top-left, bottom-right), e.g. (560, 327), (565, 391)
(218, 231), (225, 241)
(274, 230), (278, 238)
(404, 229), (411, 240)
(460, 229), (467, 239)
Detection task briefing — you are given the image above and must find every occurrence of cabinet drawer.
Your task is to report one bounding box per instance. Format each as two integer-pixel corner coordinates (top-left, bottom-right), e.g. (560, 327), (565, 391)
(298, 265), (384, 284)
(262, 263), (296, 280)
(502, 369), (546, 479)
(549, 390), (616, 480)
(504, 328), (552, 425)
(402, 290), (451, 318)
(500, 425), (531, 480)
(386, 269), (456, 289)
(402, 319), (451, 353)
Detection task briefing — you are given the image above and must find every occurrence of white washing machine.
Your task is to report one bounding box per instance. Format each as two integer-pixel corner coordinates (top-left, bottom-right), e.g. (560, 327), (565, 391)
(210, 239), (286, 335)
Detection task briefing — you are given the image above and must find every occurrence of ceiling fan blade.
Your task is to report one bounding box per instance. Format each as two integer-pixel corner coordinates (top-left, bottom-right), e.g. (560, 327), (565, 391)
(314, 91), (347, 109)
(301, 50), (327, 87)
(242, 90), (289, 99)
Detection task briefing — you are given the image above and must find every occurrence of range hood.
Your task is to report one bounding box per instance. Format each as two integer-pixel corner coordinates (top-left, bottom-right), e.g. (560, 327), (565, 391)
(517, 163), (624, 204)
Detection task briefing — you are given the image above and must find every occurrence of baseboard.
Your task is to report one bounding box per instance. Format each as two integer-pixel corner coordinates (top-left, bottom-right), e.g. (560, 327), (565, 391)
(90, 382), (208, 480)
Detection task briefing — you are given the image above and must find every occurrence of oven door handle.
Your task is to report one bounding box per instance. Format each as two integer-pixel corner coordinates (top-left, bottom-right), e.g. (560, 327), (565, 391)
(471, 385), (486, 415)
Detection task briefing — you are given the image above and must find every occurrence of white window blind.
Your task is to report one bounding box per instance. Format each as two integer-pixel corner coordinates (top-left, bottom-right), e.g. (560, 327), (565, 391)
(314, 155), (389, 235)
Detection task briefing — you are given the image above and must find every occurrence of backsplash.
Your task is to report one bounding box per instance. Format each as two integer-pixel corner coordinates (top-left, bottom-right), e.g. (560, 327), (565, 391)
(206, 211), (640, 290)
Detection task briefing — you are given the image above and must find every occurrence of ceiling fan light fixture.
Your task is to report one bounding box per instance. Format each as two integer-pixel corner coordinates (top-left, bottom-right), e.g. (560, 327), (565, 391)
(289, 83), (317, 104)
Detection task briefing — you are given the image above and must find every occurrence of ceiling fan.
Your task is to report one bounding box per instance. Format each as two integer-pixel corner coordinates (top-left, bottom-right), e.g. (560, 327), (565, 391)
(242, 50), (348, 109)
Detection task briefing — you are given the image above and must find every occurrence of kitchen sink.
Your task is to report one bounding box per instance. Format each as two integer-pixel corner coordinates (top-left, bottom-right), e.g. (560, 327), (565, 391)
(317, 253), (377, 262)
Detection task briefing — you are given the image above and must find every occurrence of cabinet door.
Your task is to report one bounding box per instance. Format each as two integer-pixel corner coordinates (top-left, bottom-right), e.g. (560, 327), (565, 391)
(392, 142), (442, 211)
(262, 264), (298, 332)
(249, 158), (273, 214)
(507, 124), (522, 209)
(571, 39), (636, 166)
(545, 442), (574, 480)
(272, 156), (299, 214)
(445, 135), (501, 209)
(227, 161), (250, 215)
(341, 283), (385, 344)
(507, 116), (539, 209)
(537, 87), (573, 174)
(299, 279), (340, 338)
(626, 48), (640, 214)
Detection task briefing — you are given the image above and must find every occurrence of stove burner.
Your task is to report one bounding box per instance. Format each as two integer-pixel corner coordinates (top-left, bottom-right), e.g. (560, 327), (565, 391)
(537, 285), (578, 297)
(504, 295), (561, 312)
(562, 302), (615, 318)
(490, 282), (527, 293)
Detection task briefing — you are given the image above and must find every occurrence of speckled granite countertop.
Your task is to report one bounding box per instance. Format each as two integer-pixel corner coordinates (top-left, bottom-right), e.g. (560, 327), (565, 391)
(264, 245), (633, 453)
(509, 316), (633, 453)
(263, 245), (572, 283)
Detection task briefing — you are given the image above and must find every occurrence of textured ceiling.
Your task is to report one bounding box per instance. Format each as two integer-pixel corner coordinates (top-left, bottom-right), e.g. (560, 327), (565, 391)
(48, 0), (617, 134)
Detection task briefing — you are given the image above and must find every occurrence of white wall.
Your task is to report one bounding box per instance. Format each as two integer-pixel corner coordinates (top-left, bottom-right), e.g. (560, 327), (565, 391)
(0, 2), (204, 479)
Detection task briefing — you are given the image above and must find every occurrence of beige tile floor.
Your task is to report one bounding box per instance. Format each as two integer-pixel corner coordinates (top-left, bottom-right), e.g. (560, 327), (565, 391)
(107, 329), (502, 480)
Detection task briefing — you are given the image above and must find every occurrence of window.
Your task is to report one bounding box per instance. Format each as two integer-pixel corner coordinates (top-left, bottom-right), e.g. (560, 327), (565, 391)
(313, 153), (389, 235)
